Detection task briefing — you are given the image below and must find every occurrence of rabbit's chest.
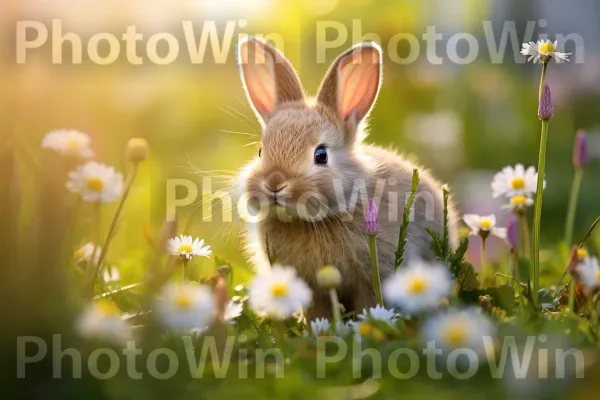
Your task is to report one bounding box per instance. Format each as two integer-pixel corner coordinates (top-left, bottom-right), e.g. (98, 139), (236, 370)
(255, 218), (371, 286)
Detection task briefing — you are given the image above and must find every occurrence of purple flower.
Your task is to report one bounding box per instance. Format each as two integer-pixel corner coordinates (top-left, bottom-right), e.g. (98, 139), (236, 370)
(538, 84), (554, 120)
(573, 130), (589, 168)
(364, 198), (380, 235)
(506, 215), (519, 249)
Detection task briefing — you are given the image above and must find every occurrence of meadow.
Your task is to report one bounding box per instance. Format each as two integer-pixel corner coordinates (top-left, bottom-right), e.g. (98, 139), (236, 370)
(3, 1), (600, 399)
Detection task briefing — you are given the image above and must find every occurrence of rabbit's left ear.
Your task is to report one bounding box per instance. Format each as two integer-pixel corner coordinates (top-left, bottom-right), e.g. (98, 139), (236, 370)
(238, 36), (305, 126)
(316, 42), (382, 136)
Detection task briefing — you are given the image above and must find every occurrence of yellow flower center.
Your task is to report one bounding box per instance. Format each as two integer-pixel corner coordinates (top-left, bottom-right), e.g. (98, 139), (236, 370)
(66, 138), (81, 151)
(510, 177), (525, 190)
(443, 323), (469, 347)
(479, 219), (492, 230)
(538, 42), (556, 54)
(577, 248), (588, 260)
(511, 195), (527, 206)
(596, 270), (600, 282)
(74, 249), (86, 261)
(86, 177), (104, 191)
(371, 328), (386, 342)
(271, 283), (288, 298)
(174, 293), (193, 310)
(358, 323), (373, 336)
(96, 299), (120, 316)
(407, 275), (428, 294)
(177, 244), (193, 254)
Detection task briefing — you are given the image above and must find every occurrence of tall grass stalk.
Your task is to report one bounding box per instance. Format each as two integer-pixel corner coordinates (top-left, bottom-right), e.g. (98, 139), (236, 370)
(531, 64), (552, 307)
(565, 168), (583, 312)
(329, 288), (342, 331)
(369, 235), (384, 305)
(532, 119), (548, 306)
(565, 168), (583, 247)
(518, 214), (531, 261)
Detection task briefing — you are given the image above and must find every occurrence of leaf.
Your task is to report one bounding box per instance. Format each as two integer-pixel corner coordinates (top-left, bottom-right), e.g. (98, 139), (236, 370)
(579, 215), (600, 247)
(487, 285), (516, 315)
(456, 261), (479, 291)
(265, 234), (277, 265)
(449, 237), (469, 265)
(495, 272), (516, 282)
(518, 256), (531, 282)
(394, 169), (420, 268)
(425, 227), (443, 259)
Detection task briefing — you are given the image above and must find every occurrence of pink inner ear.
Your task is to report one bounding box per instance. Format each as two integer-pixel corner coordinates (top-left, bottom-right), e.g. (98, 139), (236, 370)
(338, 49), (380, 122)
(240, 42), (276, 117)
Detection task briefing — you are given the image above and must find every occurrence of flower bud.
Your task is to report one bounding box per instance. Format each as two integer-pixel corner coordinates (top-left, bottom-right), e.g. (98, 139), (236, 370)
(478, 294), (493, 312)
(217, 265), (231, 278)
(538, 84), (554, 120)
(126, 138), (149, 163)
(317, 265), (342, 289)
(364, 198), (380, 235)
(506, 215), (519, 249)
(572, 130), (589, 168)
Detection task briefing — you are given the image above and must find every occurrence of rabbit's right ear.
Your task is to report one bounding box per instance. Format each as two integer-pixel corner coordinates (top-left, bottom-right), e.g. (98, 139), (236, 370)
(316, 42), (382, 138)
(238, 37), (305, 126)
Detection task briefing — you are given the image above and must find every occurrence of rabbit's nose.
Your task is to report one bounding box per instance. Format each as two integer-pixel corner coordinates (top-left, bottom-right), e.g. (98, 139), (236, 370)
(262, 172), (288, 195)
(262, 182), (288, 195)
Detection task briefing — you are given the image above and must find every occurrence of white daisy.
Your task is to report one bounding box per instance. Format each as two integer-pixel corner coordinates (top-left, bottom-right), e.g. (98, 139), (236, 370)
(66, 162), (123, 203)
(222, 300), (243, 325)
(334, 321), (353, 337)
(491, 164), (545, 199)
(521, 40), (571, 63)
(73, 242), (101, 265)
(422, 308), (495, 357)
(576, 256), (600, 293)
(167, 235), (212, 260)
(309, 318), (331, 336)
(463, 214), (507, 239)
(501, 195), (534, 212)
(383, 260), (452, 314)
(248, 265), (312, 319)
(75, 299), (131, 343)
(357, 304), (402, 325)
(42, 129), (94, 159)
(155, 283), (216, 331)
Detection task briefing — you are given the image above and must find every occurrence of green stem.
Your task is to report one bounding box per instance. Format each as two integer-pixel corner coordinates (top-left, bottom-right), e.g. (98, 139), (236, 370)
(87, 203), (102, 273)
(368, 235), (384, 305)
(510, 248), (521, 283)
(329, 288), (342, 331)
(538, 62), (548, 101)
(565, 168), (583, 247)
(182, 257), (188, 283)
(568, 279), (576, 313)
(88, 163), (139, 294)
(511, 249), (524, 313)
(518, 213), (531, 261)
(481, 237), (488, 286)
(532, 119), (549, 307)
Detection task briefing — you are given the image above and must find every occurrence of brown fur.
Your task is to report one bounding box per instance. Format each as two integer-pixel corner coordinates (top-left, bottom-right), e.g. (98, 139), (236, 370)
(236, 37), (458, 319)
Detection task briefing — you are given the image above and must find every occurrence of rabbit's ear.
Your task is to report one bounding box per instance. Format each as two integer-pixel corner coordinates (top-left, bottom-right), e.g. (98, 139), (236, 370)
(316, 42), (382, 136)
(238, 36), (305, 125)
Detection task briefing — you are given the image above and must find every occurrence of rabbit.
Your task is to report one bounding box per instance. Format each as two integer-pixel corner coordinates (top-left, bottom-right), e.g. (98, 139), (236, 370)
(235, 37), (459, 320)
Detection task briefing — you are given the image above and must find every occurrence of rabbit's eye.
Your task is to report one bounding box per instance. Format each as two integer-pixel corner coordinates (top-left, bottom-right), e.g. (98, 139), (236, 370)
(314, 145), (328, 165)
(258, 147), (262, 158)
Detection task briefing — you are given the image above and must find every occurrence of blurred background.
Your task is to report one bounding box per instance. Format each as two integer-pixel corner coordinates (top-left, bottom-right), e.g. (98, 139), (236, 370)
(2, 0), (600, 278)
